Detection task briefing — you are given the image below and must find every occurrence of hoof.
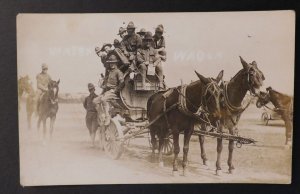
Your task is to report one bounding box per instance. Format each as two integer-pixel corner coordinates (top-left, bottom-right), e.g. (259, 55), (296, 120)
(172, 170), (179, 177)
(203, 162), (210, 170)
(215, 169), (222, 176)
(228, 169), (234, 174)
(203, 160), (210, 166)
(159, 162), (164, 168)
(182, 169), (188, 176)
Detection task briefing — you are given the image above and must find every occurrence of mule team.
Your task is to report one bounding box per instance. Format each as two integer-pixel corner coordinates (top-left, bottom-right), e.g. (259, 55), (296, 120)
(18, 21), (293, 176)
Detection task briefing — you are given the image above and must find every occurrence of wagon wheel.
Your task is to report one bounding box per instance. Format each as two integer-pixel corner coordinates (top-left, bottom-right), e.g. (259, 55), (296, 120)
(104, 117), (124, 160)
(148, 135), (173, 155)
(161, 137), (173, 155)
(261, 112), (269, 126)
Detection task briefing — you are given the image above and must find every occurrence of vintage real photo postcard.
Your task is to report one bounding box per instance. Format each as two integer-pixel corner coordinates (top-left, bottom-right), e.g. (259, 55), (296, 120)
(17, 11), (295, 185)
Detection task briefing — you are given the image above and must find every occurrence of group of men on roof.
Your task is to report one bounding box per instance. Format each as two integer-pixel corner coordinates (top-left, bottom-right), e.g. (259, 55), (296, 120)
(86, 21), (167, 126)
(95, 21), (167, 90)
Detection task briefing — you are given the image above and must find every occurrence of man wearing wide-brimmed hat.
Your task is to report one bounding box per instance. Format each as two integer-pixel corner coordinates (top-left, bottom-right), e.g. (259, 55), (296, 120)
(120, 21), (142, 67)
(93, 54), (124, 126)
(137, 28), (147, 39)
(117, 27), (127, 39)
(83, 83), (98, 147)
(153, 24), (167, 62)
(96, 43), (112, 64)
(137, 31), (164, 90)
(36, 63), (52, 112)
(121, 21), (142, 52)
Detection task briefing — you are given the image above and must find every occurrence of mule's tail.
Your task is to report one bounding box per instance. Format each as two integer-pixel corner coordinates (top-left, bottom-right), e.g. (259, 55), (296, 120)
(147, 93), (155, 119)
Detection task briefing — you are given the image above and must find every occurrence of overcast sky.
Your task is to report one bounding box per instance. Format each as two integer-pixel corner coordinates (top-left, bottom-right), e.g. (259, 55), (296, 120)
(17, 11), (295, 95)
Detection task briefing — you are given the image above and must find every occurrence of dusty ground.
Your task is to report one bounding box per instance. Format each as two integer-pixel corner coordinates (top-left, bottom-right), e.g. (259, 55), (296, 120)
(19, 102), (292, 186)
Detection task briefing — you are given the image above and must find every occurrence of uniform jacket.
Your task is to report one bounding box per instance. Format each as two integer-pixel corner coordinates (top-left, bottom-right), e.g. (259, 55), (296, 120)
(83, 92), (98, 112)
(120, 33), (142, 53)
(105, 68), (124, 89)
(136, 47), (160, 65)
(36, 72), (51, 91)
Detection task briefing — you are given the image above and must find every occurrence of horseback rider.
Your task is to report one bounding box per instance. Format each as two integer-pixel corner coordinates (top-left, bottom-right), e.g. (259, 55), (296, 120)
(36, 63), (52, 112)
(137, 31), (164, 90)
(153, 24), (167, 62)
(93, 55), (124, 126)
(120, 21), (142, 69)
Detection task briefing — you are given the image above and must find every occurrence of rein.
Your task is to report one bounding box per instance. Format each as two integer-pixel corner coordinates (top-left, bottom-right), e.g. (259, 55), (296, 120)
(175, 81), (220, 127)
(223, 82), (252, 114)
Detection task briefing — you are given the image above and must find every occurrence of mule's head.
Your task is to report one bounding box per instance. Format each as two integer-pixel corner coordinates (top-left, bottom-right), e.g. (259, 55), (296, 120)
(239, 56), (265, 95)
(195, 70), (223, 119)
(256, 90), (270, 108)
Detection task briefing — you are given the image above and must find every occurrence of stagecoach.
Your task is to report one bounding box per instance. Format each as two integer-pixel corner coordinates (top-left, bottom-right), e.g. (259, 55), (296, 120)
(98, 51), (257, 160)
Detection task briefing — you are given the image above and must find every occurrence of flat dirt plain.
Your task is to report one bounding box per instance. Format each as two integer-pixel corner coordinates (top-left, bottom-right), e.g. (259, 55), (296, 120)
(19, 102), (292, 185)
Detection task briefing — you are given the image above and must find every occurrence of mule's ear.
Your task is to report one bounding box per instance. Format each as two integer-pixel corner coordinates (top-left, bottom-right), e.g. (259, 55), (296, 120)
(239, 56), (250, 70)
(215, 70), (224, 83)
(251, 61), (258, 68)
(57, 79), (60, 84)
(195, 70), (209, 84)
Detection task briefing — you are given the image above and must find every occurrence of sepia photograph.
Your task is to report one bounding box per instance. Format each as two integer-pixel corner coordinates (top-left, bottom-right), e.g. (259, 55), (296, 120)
(17, 11), (295, 186)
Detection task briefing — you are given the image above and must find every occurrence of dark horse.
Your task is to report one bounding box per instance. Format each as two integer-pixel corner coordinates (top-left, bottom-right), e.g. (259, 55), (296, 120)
(18, 76), (36, 129)
(256, 87), (293, 145)
(199, 56), (265, 175)
(37, 79), (60, 143)
(147, 70), (224, 175)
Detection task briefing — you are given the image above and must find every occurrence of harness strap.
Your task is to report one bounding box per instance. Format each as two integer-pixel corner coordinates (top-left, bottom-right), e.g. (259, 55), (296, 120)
(176, 85), (211, 124)
(223, 82), (252, 114)
(163, 99), (170, 129)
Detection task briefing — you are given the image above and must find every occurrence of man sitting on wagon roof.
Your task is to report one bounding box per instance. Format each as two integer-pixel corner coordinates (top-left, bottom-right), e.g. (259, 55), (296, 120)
(136, 31), (164, 90)
(119, 21), (142, 69)
(153, 24), (167, 62)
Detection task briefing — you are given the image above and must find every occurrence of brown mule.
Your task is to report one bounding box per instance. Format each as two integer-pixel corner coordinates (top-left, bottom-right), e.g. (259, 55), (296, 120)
(147, 70), (223, 175)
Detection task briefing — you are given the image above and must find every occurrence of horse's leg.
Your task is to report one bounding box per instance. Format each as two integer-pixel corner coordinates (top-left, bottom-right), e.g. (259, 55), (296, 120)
(27, 110), (31, 130)
(282, 112), (292, 145)
(216, 126), (223, 175)
(227, 127), (235, 174)
(182, 127), (193, 176)
(199, 124), (208, 165)
(158, 136), (164, 167)
(50, 116), (56, 140)
(150, 127), (157, 161)
(37, 116), (41, 130)
(172, 128), (180, 175)
(37, 116), (43, 140)
(42, 118), (47, 145)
